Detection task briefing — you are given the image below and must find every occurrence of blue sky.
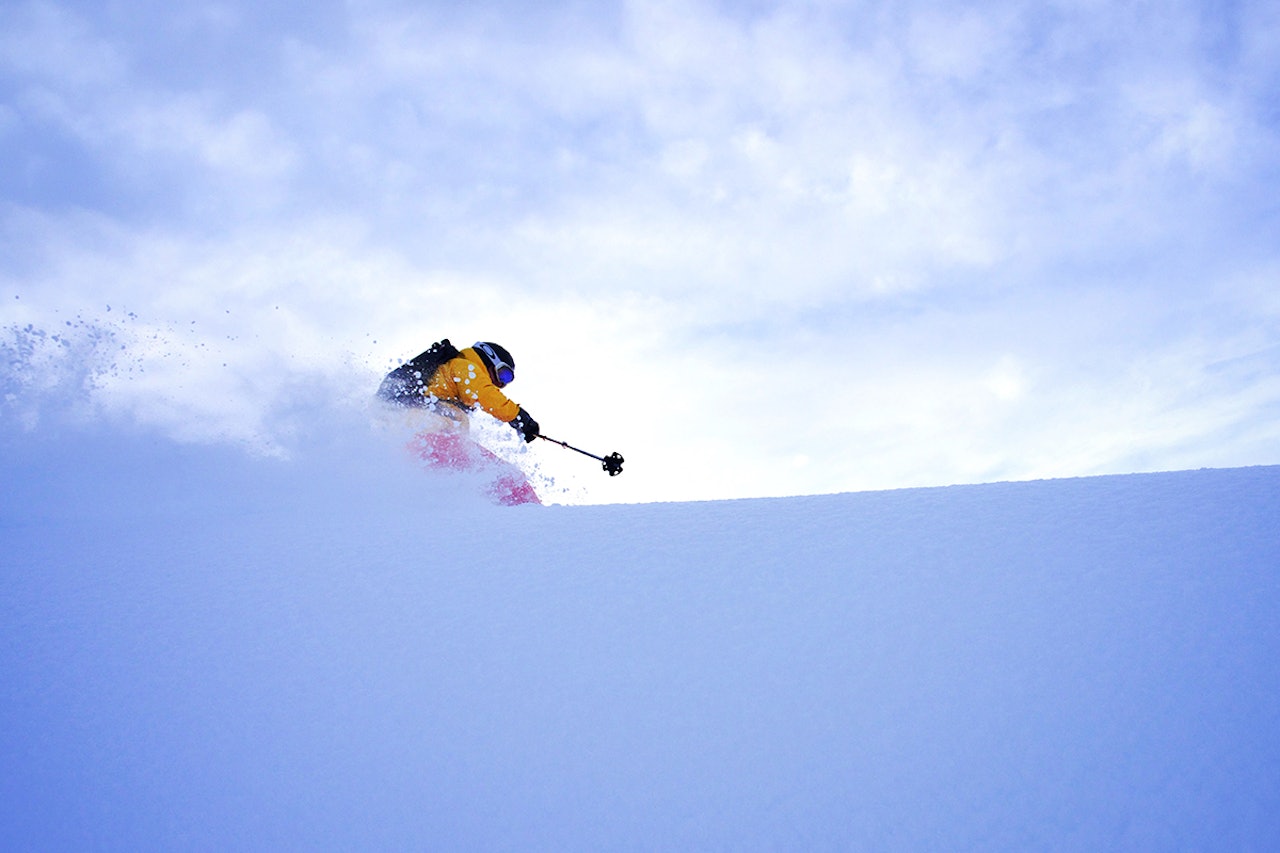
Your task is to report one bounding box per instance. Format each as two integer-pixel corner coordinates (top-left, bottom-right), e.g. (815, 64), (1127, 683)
(3, 0), (1279, 502)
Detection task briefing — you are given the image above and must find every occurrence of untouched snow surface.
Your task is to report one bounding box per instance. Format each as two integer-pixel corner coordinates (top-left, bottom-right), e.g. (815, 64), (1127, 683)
(2, 421), (1279, 850)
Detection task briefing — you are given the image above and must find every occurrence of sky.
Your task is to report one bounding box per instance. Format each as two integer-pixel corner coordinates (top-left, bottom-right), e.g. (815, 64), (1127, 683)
(3, 0), (1280, 503)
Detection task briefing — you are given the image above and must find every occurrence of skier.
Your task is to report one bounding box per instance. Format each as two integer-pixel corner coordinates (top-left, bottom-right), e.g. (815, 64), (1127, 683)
(378, 340), (540, 441)
(377, 340), (541, 504)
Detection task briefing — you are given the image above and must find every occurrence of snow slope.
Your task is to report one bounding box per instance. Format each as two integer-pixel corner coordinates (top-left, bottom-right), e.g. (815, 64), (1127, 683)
(2, 422), (1279, 850)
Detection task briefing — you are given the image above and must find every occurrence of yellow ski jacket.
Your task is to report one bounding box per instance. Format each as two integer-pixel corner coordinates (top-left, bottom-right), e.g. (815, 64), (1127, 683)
(426, 347), (521, 423)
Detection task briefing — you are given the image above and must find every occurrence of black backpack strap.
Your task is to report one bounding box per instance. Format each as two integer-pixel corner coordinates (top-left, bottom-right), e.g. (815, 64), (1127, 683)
(407, 339), (460, 373)
(377, 339), (462, 406)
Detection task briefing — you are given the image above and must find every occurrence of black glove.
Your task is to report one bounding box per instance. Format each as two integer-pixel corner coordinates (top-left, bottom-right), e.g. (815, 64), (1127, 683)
(512, 407), (540, 443)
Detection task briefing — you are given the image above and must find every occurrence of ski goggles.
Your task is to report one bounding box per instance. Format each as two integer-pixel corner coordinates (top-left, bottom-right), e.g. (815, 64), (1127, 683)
(475, 342), (514, 387)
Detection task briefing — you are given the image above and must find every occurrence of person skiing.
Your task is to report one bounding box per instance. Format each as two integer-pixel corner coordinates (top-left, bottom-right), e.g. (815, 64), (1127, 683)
(376, 339), (541, 505)
(378, 339), (540, 442)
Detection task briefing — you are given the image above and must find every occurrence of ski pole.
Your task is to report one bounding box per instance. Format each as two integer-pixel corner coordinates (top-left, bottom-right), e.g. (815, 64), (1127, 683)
(538, 435), (625, 476)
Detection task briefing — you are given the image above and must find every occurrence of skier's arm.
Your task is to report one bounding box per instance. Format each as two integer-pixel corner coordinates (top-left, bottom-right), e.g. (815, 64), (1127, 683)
(469, 377), (520, 423)
(470, 373), (538, 441)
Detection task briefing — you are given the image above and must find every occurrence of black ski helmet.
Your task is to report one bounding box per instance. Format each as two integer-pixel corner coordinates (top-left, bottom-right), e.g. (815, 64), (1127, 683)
(474, 341), (515, 387)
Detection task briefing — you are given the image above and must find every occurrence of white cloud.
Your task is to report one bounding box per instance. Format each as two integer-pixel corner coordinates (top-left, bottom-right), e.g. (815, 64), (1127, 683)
(906, 6), (1015, 82)
(119, 100), (297, 178)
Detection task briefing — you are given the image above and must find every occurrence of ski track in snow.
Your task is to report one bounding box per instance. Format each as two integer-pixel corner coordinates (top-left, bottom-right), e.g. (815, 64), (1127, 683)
(2, 423), (1279, 850)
